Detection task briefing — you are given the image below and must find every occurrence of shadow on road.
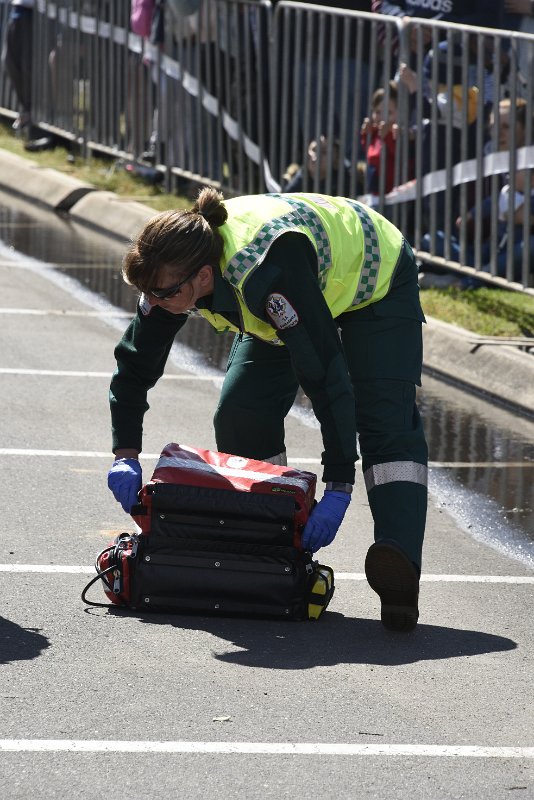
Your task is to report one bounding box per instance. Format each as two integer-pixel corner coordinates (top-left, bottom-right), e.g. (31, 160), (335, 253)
(0, 616), (50, 664)
(107, 610), (517, 669)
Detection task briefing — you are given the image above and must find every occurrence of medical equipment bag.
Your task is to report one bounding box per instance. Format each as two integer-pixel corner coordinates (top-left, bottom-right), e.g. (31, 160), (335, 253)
(82, 444), (334, 620)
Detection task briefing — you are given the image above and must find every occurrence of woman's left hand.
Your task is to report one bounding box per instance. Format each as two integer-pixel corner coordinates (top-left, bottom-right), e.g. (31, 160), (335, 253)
(302, 490), (351, 552)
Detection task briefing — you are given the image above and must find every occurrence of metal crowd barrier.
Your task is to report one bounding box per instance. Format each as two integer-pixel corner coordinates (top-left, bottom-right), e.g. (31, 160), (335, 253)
(0, 0), (13, 113)
(400, 17), (534, 293)
(160, 0), (273, 194)
(0, 0), (533, 294)
(269, 4), (402, 197)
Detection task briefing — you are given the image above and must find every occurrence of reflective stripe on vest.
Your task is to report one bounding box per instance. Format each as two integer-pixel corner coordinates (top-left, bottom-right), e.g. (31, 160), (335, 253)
(345, 199), (382, 306)
(224, 195), (384, 308)
(224, 194), (332, 291)
(272, 194), (332, 290)
(364, 461), (428, 493)
(206, 194), (404, 346)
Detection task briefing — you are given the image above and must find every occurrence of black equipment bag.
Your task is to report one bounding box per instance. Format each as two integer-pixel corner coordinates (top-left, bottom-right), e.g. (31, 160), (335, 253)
(83, 445), (334, 620)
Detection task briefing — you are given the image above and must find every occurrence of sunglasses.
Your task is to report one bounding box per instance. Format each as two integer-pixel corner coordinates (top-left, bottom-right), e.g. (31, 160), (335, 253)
(149, 266), (201, 300)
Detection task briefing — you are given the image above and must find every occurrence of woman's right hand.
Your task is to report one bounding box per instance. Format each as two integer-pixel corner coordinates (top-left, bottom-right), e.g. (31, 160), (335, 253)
(107, 458), (142, 513)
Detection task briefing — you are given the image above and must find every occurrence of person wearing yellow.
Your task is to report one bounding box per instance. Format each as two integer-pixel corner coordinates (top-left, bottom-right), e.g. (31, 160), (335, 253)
(108, 188), (428, 631)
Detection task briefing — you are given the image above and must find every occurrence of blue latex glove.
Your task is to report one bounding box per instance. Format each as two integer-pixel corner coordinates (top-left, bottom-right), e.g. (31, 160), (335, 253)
(107, 458), (142, 513)
(302, 490), (351, 552)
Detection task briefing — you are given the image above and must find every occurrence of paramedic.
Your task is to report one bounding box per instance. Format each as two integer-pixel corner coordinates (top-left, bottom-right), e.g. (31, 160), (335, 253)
(107, 188), (428, 632)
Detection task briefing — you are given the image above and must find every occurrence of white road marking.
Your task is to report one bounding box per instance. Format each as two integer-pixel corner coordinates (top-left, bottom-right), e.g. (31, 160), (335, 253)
(0, 448), (531, 470)
(0, 565), (532, 582)
(429, 462), (534, 468)
(335, 573), (534, 583)
(0, 448), (312, 460)
(0, 368), (222, 380)
(0, 739), (532, 757)
(0, 258), (44, 263)
(0, 449), (122, 457)
(0, 565), (95, 574)
(0, 308), (131, 317)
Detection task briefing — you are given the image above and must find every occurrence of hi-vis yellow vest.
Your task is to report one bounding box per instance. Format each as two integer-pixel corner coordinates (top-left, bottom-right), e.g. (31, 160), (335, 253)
(197, 193), (404, 345)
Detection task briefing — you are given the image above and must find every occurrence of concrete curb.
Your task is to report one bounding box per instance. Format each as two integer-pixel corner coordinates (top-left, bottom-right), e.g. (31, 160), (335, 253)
(0, 146), (532, 418)
(68, 191), (157, 243)
(0, 149), (97, 211)
(422, 317), (533, 418)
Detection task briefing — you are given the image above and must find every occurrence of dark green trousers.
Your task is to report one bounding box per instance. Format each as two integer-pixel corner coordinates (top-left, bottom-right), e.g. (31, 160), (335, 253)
(214, 245), (428, 568)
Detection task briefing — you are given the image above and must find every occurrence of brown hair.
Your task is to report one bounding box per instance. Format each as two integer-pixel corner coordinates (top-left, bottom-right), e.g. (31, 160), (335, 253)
(371, 81), (398, 110)
(122, 186), (228, 292)
(499, 97), (528, 130)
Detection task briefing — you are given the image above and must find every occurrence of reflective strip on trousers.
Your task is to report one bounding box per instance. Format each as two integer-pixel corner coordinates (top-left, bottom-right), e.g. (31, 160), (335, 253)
(364, 461), (428, 493)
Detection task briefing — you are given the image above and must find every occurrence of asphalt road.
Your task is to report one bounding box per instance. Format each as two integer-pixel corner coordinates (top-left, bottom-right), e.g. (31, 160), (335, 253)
(1, 233), (533, 799)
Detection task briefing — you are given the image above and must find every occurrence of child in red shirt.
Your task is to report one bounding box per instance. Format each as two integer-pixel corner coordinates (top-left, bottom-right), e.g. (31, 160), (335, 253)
(361, 82), (399, 195)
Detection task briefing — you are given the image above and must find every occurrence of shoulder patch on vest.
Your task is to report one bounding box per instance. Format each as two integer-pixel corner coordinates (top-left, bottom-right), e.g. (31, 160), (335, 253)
(139, 293), (153, 316)
(265, 293), (299, 330)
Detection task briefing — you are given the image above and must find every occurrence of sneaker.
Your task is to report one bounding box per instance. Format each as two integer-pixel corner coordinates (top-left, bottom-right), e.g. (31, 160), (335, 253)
(24, 136), (56, 153)
(12, 112), (31, 132)
(140, 148), (156, 165)
(365, 539), (420, 632)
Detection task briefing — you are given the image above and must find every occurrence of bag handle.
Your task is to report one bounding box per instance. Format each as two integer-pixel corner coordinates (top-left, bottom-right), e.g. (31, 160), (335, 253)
(81, 564), (120, 609)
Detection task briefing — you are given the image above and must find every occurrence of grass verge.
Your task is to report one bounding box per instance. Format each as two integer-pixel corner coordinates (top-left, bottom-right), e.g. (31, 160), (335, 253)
(0, 122), (188, 213)
(1, 122), (533, 338)
(421, 287), (534, 337)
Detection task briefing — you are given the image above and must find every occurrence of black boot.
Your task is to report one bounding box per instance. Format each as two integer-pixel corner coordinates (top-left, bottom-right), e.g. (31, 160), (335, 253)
(365, 539), (420, 632)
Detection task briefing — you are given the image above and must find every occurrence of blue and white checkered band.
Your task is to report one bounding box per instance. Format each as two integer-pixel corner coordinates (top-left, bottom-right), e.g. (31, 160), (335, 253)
(344, 199), (381, 306)
(223, 195), (332, 290)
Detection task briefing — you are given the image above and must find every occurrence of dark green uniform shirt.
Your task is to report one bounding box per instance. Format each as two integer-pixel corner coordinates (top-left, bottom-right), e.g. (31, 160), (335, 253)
(110, 233), (357, 483)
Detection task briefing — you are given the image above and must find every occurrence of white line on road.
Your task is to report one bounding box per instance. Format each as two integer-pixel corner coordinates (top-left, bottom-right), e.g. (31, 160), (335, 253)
(0, 368), (223, 380)
(0, 448), (316, 460)
(335, 573), (534, 583)
(0, 564), (532, 582)
(0, 564), (95, 574)
(0, 739), (532, 757)
(0, 448), (531, 469)
(0, 308), (131, 317)
(0, 449), (121, 457)
(429, 462), (534, 468)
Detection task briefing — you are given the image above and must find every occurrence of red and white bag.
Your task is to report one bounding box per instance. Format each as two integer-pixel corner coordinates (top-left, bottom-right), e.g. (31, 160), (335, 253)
(82, 444), (334, 619)
(132, 443), (317, 548)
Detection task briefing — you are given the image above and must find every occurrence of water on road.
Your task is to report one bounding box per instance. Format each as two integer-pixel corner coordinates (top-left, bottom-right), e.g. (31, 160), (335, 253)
(1, 190), (532, 566)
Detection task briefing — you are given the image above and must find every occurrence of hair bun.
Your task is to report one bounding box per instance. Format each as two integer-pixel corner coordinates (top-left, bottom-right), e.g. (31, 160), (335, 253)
(194, 187), (228, 228)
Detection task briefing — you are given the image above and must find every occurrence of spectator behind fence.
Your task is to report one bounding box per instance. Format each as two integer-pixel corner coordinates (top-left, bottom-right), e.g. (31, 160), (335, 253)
(166, 0), (224, 188)
(129, 0), (160, 163)
(417, 35), (502, 233)
(294, 1), (372, 164)
(376, 0), (503, 26)
(3, 0), (55, 151)
(371, 1), (405, 80)
(214, 0), (271, 191)
(4, 0), (34, 136)
(374, 0), (504, 84)
(504, 0), (534, 101)
(360, 82), (407, 196)
(420, 98), (534, 287)
(283, 135), (354, 195)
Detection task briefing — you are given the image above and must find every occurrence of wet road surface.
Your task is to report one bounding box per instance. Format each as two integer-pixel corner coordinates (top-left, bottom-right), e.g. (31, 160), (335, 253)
(1, 190), (532, 563)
